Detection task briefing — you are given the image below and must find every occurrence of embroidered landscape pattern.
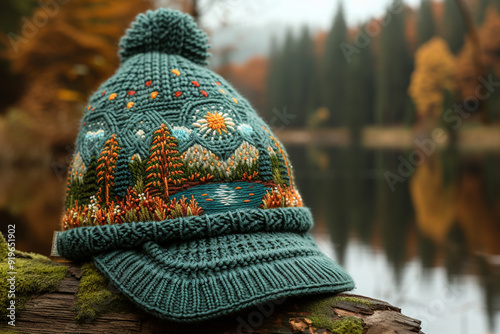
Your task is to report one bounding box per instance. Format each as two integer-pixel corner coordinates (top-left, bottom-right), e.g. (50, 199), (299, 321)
(62, 76), (302, 229)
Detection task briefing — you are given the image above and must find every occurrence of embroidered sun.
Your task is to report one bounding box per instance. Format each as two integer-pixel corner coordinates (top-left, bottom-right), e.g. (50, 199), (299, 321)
(193, 110), (235, 137)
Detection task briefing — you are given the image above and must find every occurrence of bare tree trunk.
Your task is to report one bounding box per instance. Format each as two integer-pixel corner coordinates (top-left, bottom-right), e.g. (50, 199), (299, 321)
(455, 0), (489, 124)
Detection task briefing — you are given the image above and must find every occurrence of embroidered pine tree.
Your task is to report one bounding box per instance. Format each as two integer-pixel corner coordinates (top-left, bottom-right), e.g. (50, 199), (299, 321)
(81, 156), (99, 204)
(96, 134), (121, 207)
(129, 154), (148, 193)
(113, 151), (133, 199)
(269, 150), (284, 185)
(262, 126), (293, 188)
(145, 124), (186, 199)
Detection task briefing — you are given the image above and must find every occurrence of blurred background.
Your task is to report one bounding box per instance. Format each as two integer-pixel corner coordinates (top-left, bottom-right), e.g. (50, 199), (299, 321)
(0, 0), (499, 333)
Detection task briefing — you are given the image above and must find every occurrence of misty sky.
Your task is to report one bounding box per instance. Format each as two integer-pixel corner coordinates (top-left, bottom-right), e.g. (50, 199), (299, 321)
(200, 0), (422, 30)
(186, 0), (425, 64)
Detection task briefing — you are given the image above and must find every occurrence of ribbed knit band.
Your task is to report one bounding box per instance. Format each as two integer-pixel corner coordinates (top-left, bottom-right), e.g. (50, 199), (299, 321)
(57, 207), (313, 262)
(93, 231), (355, 322)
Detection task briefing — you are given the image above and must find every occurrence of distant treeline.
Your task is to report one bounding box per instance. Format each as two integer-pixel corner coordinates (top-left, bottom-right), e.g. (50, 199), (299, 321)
(261, 0), (500, 132)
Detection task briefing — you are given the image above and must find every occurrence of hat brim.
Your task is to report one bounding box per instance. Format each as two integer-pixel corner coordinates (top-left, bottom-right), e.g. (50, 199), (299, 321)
(92, 231), (354, 322)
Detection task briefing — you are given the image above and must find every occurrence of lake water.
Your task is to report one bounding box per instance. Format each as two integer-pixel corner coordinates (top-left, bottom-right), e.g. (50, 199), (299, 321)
(1, 146), (499, 333)
(288, 146), (500, 334)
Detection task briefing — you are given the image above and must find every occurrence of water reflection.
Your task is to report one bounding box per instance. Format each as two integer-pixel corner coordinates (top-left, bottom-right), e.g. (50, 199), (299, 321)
(1, 146), (499, 333)
(289, 146), (500, 333)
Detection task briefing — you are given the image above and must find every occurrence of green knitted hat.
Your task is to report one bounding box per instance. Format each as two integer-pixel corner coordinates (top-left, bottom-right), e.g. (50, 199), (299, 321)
(57, 8), (354, 322)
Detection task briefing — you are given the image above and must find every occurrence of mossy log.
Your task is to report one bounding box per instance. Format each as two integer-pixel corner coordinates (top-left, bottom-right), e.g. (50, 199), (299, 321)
(0, 257), (424, 334)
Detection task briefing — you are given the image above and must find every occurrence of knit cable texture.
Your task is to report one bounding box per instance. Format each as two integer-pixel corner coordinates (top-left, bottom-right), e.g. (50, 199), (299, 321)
(57, 207), (313, 262)
(119, 9), (210, 65)
(93, 231), (355, 322)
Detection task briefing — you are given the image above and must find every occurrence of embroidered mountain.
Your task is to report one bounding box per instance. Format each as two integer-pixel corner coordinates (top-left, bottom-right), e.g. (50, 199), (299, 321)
(62, 123), (301, 229)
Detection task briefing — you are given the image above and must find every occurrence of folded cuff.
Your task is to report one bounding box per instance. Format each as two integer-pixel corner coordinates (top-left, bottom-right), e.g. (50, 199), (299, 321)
(57, 207), (314, 262)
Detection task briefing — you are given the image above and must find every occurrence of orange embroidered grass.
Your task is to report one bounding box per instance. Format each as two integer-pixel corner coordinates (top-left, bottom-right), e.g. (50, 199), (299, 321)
(242, 171), (259, 181)
(260, 184), (303, 209)
(62, 188), (203, 229)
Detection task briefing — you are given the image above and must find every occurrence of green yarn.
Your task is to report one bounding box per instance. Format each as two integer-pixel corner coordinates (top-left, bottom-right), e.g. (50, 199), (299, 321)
(129, 155), (147, 193)
(57, 8), (354, 323)
(93, 232), (355, 322)
(58, 207), (315, 262)
(119, 9), (210, 65)
(62, 11), (301, 226)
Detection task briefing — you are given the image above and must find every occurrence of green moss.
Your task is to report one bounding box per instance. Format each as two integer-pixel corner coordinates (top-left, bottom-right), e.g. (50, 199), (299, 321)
(14, 249), (53, 263)
(0, 236), (68, 323)
(0, 329), (21, 334)
(329, 316), (364, 334)
(331, 295), (374, 307)
(304, 297), (337, 329)
(304, 296), (366, 334)
(0, 232), (131, 325)
(0, 233), (8, 260)
(75, 263), (132, 322)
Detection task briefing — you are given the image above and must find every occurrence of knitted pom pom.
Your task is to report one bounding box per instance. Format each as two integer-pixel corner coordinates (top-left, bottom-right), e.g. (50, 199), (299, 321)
(119, 9), (210, 65)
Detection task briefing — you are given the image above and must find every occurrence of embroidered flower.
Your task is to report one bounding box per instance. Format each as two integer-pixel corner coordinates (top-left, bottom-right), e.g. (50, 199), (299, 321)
(136, 129), (146, 140)
(193, 110), (235, 137)
(182, 103), (247, 158)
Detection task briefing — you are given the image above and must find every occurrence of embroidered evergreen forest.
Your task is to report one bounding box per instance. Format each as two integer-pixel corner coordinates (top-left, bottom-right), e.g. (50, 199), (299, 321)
(63, 123), (302, 229)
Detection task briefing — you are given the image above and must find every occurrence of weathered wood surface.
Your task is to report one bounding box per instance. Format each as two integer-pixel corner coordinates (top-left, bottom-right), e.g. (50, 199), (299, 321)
(1, 263), (424, 334)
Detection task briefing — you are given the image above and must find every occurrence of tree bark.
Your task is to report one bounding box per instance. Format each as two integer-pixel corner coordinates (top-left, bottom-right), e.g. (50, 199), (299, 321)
(1, 263), (424, 334)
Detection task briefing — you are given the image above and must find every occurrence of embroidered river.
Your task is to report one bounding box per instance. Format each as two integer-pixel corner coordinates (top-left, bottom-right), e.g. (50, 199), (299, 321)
(173, 182), (268, 214)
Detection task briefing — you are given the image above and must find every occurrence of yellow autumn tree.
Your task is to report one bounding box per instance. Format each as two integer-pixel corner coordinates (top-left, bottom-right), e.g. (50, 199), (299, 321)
(409, 37), (456, 120)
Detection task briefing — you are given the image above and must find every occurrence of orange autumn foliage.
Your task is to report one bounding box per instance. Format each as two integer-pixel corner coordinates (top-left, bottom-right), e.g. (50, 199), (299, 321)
(0, 0), (151, 154)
